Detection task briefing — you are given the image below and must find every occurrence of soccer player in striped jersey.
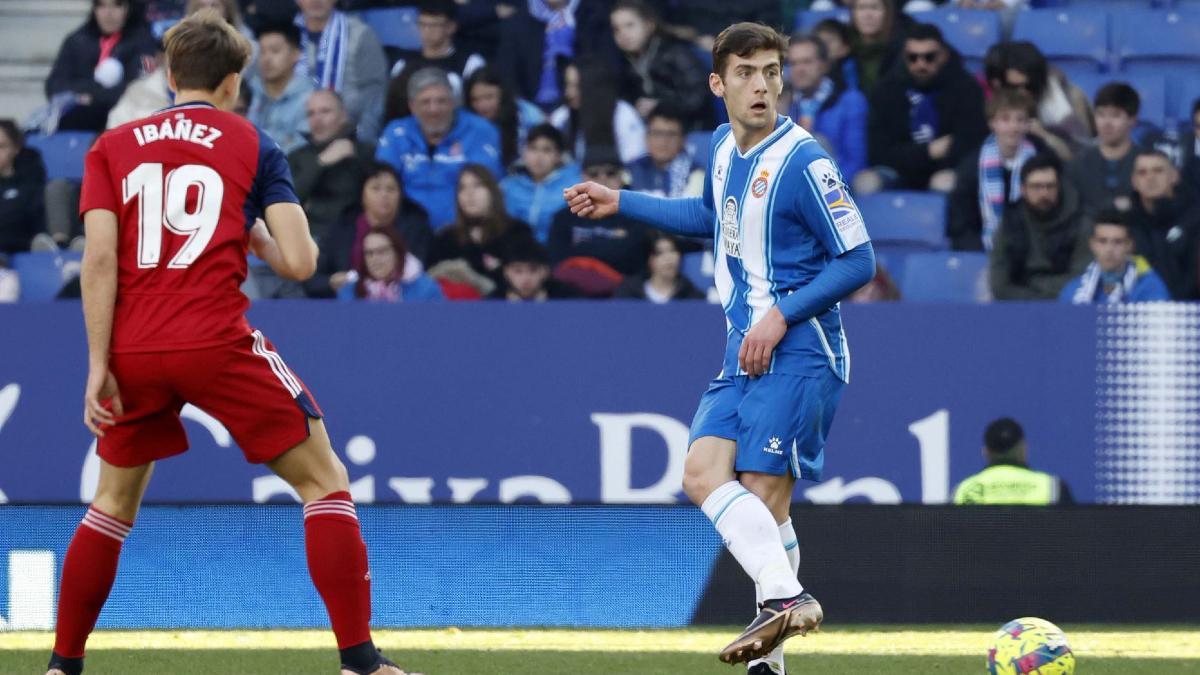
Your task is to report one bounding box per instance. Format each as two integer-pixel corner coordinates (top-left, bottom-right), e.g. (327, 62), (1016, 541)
(46, 12), (416, 675)
(565, 22), (875, 673)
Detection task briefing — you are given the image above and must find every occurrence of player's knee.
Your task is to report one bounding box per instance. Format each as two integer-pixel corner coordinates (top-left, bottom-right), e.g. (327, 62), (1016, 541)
(682, 464), (720, 507)
(91, 489), (142, 523)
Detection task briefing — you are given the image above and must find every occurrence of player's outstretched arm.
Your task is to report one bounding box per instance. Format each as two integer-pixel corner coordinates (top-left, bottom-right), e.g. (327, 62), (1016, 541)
(80, 208), (123, 435)
(564, 182), (714, 238)
(255, 203), (319, 281)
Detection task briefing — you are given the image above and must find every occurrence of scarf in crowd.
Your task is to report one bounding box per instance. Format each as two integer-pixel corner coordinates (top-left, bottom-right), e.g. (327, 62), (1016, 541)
(363, 277), (402, 302)
(662, 153), (694, 198)
(1071, 260), (1139, 304)
(788, 77), (834, 128)
(530, 0), (578, 106)
(906, 88), (938, 144)
(978, 134), (1037, 251)
(295, 11), (348, 92)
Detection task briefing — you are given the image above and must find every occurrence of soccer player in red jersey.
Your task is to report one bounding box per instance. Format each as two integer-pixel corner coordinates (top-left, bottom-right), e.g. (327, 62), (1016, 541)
(46, 11), (417, 675)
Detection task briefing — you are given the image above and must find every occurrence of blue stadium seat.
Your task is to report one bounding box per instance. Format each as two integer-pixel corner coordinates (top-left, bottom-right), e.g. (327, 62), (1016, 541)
(855, 191), (947, 249)
(1173, 76), (1200, 125)
(1070, 71), (1167, 130)
(680, 251), (714, 295)
(356, 7), (420, 51)
(24, 132), (96, 182)
(1112, 9), (1200, 82)
(900, 251), (990, 302)
(794, 8), (849, 32)
(686, 131), (712, 170)
(12, 251), (80, 302)
(919, 9), (1001, 71)
(1011, 9), (1108, 75)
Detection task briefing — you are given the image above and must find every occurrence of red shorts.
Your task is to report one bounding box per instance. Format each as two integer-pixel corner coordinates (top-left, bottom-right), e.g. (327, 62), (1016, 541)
(99, 330), (323, 467)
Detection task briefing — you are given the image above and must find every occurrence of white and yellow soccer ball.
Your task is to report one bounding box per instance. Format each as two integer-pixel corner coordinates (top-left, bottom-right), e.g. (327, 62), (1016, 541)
(987, 617), (1076, 674)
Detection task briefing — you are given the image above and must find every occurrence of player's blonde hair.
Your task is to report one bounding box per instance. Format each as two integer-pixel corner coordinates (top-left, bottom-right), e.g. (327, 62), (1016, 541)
(164, 8), (252, 92)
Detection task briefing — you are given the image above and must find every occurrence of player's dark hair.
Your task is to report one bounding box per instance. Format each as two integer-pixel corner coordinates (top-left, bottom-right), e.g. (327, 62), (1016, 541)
(812, 18), (851, 46)
(986, 88), (1034, 120)
(452, 163), (511, 248)
(354, 226), (409, 297)
(1092, 208), (1129, 235)
(646, 102), (687, 131)
(905, 22), (945, 46)
(466, 65), (519, 167)
(713, 22), (789, 80)
(1019, 153), (1061, 184)
(0, 120), (22, 152)
(526, 124), (565, 153)
(789, 34), (829, 63)
(418, 0), (457, 20)
(1095, 82), (1140, 117)
(254, 20), (301, 50)
(165, 9), (252, 92)
(984, 418), (1024, 456)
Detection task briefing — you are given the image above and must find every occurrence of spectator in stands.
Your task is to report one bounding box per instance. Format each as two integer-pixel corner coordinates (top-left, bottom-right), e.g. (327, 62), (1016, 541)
(466, 65), (545, 169)
(1127, 149), (1200, 300)
(376, 67), (502, 229)
(185, 0), (256, 56)
(490, 232), (576, 301)
(496, 0), (580, 109)
(1060, 209), (1170, 304)
(985, 41), (1090, 158)
(235, 78), (252, 116)
(288, 90), (376, 244)
(46, 0), (158, 132)
(847, 0), (910, 97)
(847, 262), (900, 302)
(295, 0), (388, 141)
(1183, 100), (1200, 196)
(448, 0), (517, 61)
(948, 89), (1043, 252)
(786, 34), (868, 181)
(658, 1), (781, 52)
(627, 105), (703, 198)
(1068, 83), (1139, 217)
(953, 418), (1073, 505)
(549, 59), (646, 165)
(813, 19), (857, 91)
(343, 227), (444, 302)
(501, 124), (581, 243)
(248, 22), (313, 153)
(428, 163), (533, 287)
(614, 230), (706, 302)
(549, 146), (649, 276)
(989, 153), (1091, 300)
(861, 23), (987, 194)
(0, 121), (47, 256)
(384, 0), (486, 120)
(609, 0), (710, 128)
(106, 39), (168, 129)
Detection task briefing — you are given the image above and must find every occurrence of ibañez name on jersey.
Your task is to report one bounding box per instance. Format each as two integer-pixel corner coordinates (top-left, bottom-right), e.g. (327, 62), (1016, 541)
(705, 115), (871, 383)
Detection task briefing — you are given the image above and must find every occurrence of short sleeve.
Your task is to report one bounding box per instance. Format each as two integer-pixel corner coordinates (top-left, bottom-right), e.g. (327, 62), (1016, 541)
(252, 128), (300, 213)
(79, 137), (117, 217)
(794, 156), (870, 255)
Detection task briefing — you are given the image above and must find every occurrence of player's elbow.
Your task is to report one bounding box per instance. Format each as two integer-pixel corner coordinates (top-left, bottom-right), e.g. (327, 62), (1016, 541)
(848, 243), (876, 286)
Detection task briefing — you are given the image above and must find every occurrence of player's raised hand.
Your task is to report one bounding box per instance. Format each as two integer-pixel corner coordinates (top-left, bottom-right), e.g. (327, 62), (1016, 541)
(564, 182), (619, 220)
(739, 307), (788, 377)
(83, 364), (123, 437)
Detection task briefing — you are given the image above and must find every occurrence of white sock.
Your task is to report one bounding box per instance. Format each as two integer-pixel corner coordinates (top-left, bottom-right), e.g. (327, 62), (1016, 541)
(750, 519), (802, 673)
(701, 481), (803, 602)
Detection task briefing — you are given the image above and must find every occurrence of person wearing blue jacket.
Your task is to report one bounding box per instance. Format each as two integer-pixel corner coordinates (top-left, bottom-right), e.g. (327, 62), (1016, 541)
(501, 124), (581, 243)
(786, 34), (867, 182)
(1060, 209), (1171, 304)
(376, 66), (502, 229)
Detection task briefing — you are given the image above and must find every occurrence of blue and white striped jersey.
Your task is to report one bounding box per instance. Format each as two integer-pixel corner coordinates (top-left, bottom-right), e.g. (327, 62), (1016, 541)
(705, 115), (871, 382)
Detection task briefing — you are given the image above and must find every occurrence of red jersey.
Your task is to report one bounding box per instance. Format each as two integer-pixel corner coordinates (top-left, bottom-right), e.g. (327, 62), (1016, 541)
(79, 102), (299, 353)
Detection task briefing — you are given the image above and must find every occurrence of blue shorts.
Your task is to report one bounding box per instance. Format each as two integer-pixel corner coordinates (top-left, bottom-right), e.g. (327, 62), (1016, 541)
(688, 370), (844, 481)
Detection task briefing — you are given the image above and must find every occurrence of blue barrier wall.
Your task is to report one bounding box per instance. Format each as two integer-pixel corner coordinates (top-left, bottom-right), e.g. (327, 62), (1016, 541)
(0, 303), (1197, 504)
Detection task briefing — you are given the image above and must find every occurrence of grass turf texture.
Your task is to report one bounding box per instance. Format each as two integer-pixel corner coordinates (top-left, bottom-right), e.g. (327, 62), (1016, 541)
(2, 626), (1198, 674)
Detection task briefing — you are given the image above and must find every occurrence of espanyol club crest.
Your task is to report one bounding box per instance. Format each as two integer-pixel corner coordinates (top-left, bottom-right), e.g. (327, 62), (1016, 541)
(751, 171), (769, 198)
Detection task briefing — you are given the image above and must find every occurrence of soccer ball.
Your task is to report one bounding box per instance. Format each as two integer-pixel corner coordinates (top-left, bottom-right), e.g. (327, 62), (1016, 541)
(987, 617), (1075, 674)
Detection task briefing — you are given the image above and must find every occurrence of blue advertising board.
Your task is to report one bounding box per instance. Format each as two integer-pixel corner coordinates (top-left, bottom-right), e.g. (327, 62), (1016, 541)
(0, 302), (1196, 505)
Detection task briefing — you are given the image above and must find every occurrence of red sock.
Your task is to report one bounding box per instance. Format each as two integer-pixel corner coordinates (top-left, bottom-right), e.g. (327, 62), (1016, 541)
(303, 491), (372, 649)
(53, 506), (132, 658)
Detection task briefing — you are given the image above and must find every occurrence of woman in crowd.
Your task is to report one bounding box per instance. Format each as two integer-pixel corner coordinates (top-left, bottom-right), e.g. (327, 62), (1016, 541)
(549, 59), (646, 165)
(614, 231), (706, 303)
(609, 0), (711, 129)
(984, 41), (1092, 157)
(466, 65), (545, 170)
(342, 227), (444, 302)
(846, 0), (909, 97)
(46, 0), (158, 131)
(0, 121), (47, 256)
(428, 163), (532, 286)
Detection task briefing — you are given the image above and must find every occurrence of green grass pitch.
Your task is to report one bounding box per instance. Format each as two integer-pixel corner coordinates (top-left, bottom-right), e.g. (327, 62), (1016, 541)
(2, 625), (1198, 674)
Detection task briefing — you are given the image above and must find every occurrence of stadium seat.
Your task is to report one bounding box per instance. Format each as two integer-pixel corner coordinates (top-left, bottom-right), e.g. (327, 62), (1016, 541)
(24, 132), (96, 182)
(356, 7), (420, 51)
(900, 251), (990, 302)
(1112, 9), (1200, 83)
(680, 250), (714, 293)
(794, 8), (849, 32)
(686, 131), (713, 170)
(1011, 9), (1108, 76)
(1173, 76), (1200, 126)
(919, 9), (1001, 71)
(855, 191), (947, 249)
(1070, 71), (1167, 130)
(12, 251), (80, 302)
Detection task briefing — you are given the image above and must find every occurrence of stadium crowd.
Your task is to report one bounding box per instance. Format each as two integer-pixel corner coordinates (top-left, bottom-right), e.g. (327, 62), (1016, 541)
(2, 0), (1199, 304)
